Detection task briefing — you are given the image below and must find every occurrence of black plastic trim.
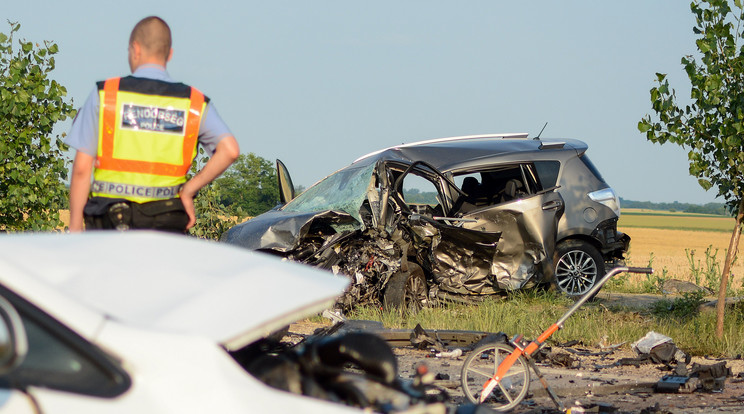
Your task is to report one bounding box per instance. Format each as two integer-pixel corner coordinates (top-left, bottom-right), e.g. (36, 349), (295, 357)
(0, 284), (132, 398)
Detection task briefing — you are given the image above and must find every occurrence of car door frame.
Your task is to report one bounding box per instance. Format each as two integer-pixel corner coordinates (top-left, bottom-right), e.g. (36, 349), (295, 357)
(0, 285), (131, 400)
(445, 161), (565, 290)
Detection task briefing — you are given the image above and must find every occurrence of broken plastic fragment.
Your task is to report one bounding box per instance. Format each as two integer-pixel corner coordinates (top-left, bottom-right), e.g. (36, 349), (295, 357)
(435, 349), (463, 358)
(632, 331), (672, 354)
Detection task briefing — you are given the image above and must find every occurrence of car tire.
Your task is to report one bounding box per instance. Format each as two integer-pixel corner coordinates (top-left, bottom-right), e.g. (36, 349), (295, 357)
(383, 263), (428, 312)
(553, 240), (605, 298)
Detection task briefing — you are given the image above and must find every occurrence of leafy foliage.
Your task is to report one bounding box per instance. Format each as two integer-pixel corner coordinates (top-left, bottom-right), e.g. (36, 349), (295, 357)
(188, 152), (280, 240)
(685, 245), (734, 293)
(638, 0), (744, 211)
(187, 149), (247, 240)
(189, 179), (246, 240)
(650, 290), (707, 321)
(216, 153), (280, 216)
(637, 252), (668, 294)
(639, 0), (744, 337)
(0, 22), (75, 231)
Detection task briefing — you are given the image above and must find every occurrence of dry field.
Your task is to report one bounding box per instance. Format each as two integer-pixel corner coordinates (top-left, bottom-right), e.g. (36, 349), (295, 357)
(618, 226), (744, 291)
(620, 209), (734, 232)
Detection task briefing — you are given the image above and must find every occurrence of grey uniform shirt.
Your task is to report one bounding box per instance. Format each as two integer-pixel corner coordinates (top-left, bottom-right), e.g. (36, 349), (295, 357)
(66, 64), (232, 157)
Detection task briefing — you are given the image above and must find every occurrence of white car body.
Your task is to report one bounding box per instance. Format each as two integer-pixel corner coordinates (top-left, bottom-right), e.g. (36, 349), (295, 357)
(0, 231), (361, 413)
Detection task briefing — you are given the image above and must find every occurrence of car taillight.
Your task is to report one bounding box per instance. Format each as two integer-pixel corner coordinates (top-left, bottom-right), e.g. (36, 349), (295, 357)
(588, 188), (621, 217)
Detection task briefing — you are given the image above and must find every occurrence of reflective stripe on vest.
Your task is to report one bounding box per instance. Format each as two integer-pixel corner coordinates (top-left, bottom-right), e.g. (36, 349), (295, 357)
(91, 181), (183, 199)
(92, 77), (205, 202)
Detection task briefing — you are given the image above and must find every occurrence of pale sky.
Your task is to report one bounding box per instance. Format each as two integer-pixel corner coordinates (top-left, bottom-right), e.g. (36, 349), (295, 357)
(3, 1), (717, 204)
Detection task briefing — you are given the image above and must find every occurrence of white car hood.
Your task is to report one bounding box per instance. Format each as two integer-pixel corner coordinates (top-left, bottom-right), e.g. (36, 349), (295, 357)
(0, 231), (348, 350)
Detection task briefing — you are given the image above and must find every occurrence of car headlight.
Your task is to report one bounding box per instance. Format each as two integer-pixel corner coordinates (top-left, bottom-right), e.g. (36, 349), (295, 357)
(588, 188), (621, 217)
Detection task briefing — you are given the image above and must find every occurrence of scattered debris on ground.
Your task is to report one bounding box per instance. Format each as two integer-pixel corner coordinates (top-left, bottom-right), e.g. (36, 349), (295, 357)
(288, 320), (744, 413)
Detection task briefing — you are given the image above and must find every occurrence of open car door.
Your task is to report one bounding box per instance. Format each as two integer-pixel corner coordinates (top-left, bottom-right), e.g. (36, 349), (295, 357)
(390, 161), (505, 295)
(276, 159), (295, 205)
(457, 189), (564, 291)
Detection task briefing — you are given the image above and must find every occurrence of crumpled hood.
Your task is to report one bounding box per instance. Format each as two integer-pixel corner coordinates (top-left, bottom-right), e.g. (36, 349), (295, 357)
(222, 209), (359, 252)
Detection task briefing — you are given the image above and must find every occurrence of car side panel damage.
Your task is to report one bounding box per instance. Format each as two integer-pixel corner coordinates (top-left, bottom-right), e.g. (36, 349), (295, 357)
(464, 191), (562, 291)
(425, 222), (502, 295)
(427, 191), (562, 295)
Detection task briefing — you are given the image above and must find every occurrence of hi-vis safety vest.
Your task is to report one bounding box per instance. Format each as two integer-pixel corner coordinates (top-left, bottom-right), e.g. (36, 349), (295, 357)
(91, 76), (207, 203)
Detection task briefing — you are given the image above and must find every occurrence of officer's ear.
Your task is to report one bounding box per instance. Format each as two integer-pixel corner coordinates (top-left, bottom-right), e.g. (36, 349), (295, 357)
(130, 41), (142, 57)
(128, 42), (142, 72)
(167, 48), (173, 64)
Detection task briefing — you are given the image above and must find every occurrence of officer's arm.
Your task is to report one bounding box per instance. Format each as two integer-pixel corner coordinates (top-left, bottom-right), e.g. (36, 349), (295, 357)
(69, 151), (95, 232)
(179, 136), (240, 229)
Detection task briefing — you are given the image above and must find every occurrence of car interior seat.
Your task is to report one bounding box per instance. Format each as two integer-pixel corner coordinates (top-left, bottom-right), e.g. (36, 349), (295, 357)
(450, 177), (480, 216)
(499, 179), (525, 204)
(462, 177), (479, 197)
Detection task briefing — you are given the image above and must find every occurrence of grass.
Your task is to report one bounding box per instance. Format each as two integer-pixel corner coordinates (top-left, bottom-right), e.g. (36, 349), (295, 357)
(345, 291), (744, 358)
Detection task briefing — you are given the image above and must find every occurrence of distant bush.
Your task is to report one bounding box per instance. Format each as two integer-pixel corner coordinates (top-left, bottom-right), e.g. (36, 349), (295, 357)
(620, 199), (728, 216)
(650, 290), (706, 321)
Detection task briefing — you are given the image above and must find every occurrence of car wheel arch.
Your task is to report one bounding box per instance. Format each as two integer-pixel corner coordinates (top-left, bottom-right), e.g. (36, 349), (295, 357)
(552, 237), (606, 298)
(556, 232), (609, 259)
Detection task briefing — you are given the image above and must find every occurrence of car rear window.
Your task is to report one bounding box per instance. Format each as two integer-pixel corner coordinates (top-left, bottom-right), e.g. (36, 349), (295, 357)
(579, 155), (606, 183)
(533, 161), (561, 188)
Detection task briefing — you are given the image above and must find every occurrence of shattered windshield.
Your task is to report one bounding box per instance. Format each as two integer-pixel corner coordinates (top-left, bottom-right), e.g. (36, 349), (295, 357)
(281, 163), (376, 223)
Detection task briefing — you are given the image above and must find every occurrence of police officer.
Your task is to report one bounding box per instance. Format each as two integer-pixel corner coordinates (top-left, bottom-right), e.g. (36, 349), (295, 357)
(67, 16), (240, 233)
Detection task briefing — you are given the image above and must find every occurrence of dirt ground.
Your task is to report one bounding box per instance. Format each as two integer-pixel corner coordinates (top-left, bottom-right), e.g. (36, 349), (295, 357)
(288, 293), (744, 413)
(392, 343), (744, 414)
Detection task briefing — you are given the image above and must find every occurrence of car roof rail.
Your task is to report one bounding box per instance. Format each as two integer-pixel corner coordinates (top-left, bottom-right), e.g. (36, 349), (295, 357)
(354, 133), (529, 163)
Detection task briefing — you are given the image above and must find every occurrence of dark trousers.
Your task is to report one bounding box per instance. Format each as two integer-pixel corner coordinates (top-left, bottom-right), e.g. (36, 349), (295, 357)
(84, 198), (189, 234)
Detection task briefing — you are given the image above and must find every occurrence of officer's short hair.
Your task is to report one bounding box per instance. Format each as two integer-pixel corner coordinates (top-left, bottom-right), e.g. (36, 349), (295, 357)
(130, 16), (171, 60)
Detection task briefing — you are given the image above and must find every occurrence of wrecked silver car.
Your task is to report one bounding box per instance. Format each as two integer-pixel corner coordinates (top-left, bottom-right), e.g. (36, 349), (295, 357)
(223, 134), (628, 310)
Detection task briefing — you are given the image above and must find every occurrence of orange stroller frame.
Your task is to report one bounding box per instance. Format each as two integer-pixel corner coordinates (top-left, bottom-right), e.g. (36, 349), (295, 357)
(460, 266), (654, 412)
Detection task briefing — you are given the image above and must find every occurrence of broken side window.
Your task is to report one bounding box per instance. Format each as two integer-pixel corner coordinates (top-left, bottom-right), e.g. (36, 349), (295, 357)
(400, 171), (443, 218)
(451, 164), (543, 213)
(449, 172), (481, 216)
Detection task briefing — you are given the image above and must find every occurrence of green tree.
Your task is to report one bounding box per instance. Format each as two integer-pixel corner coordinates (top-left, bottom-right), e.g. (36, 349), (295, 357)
(216, 153), (279, 216)
(0, 22), (75, 231)
(188, 152), (280, 240)
(189, 179), (246, 240)
(638, 0), (744, 337)
(187, 150), (248, 240)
